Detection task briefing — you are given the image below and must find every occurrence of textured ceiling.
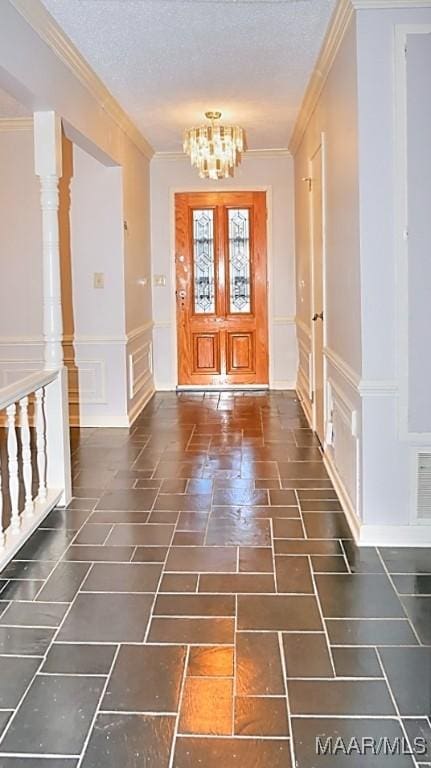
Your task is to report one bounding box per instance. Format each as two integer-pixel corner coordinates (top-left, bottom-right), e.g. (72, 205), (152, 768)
(41, 0), (336, 151)
(0, 87), (30, 118)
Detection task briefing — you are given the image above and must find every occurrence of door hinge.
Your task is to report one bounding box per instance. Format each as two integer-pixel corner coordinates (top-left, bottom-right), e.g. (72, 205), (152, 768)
(302, 177), (312, 192)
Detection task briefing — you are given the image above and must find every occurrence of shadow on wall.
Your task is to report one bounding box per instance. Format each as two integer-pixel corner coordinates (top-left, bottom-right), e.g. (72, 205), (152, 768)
(59, 132), (81, 427)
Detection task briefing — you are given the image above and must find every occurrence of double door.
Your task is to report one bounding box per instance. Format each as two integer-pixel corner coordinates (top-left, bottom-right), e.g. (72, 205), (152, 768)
(175, 191), (268, 386)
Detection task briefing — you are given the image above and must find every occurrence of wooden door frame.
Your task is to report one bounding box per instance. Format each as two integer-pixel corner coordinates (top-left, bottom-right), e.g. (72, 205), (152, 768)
(309, 133), (328, 442)
(169, 186), (273, 389)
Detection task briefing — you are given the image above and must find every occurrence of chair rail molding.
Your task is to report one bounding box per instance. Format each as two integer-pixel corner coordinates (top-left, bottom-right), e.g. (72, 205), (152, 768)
(324, 346), (360, 390)
(9, 0), (154, 159)
(0, 117), (33, 131)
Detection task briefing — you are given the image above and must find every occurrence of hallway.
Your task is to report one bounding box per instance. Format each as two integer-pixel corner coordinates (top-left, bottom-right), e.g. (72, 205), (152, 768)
(0, 392), (428, 766)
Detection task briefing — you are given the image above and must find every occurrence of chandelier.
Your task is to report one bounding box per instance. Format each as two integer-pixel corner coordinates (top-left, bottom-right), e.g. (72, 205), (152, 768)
(183, 111), (244, 180)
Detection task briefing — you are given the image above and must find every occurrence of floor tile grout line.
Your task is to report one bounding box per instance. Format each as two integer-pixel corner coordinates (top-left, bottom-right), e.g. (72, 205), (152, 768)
(307, 553), (337, 677)
(376, 548), (423, 647)
(339, 538), (352, 574)
(167, 644), (190, 768)
(278, 630), (296, 768)
(76, 643), (121, 768)
(375, 647), (421, 768)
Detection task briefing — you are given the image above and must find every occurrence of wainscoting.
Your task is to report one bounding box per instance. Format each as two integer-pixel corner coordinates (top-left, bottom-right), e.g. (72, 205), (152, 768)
(126, 321), (155, 425)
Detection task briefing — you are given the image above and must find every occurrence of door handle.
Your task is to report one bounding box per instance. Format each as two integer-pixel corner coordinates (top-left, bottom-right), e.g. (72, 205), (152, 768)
(312, 311), (324, 322)
(176, 290), (186, 299)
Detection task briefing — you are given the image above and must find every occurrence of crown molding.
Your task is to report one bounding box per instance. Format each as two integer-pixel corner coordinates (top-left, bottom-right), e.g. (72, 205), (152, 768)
(153, 147), (291, 162)
(352, 0), (431, 6)
(289, 0), (354, 156)
(0, 117), (33, 131)
(9, 0), (154, 160)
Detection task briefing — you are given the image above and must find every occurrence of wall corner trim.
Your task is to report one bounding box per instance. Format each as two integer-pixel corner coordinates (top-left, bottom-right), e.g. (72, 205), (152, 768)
(9, 0), (154, 160)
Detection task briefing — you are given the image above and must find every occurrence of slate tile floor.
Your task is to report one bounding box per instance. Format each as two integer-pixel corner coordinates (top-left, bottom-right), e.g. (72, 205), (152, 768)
(0, 391), (430, 766)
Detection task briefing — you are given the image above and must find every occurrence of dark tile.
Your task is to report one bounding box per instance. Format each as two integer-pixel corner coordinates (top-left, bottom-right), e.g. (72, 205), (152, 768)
(401, 596), (431, 644)
(154, 594), (235, 616)
(403, 719), (431, 762)
(42, 643), (116, 675)
(174, 736), (291, 768)
(106, 523), (174, 546)
(14, 529), (75, 561)
(89, 510), (149, 524)
(379, 647), (431, 715)
(0, 601), (67, 627)
(178, 677), (232, 734)
(82, 562), (162, 592)
(160, 479), (188, 493)
(273, 518), (304, 538)
(62, 545), (135, 562)
(205, 516), (270, 546)
(96, 489), (158, 511)
(236, 632), (284, 695)
(176, 512), (209, 531)
(80, 714), (175, 768)
(172, 531), (205, 546)
(269, 490), (297, 506)
(132, 546), (168, 562)
(149, 510), (180, 525)
(159, 573), (198, 592)
(275, 539), (342, 555)
(283, 633), (333, 678)
(66, 497), (98, 510)
(199, 573), (275, 593)
(241, 461), (279, 479)
(213, 489), (269, 506)
(73, 523), (112, 545)
(332, 647), (382, 678)
(148, 617), (234, 644)
(36, 562), (90, 602)
(165, 547), (236, 573)
(102, 644), (186, 712)
(0, 709), (12, 737)
(380, 548), (431, 574)
(238, 594), (322, 631)
(0, 626), (54, 656)
(288, 678), (395, 715)
(239, 547), (273, 572)
(188, 646), (234, 677)
(298, 489), (338, 500)
(393, 575), (431, 595)
(275, 556), (314, 593)
(300, 499), (343, 511)
(0, 657), (40, 707)
(0, 580), (44, 600)
(327, 618), (418, 645)
(58, 593), (153, 642)
(0, 761), (77, 767)
(0, 561), (54, 580)
(235, 696), (289, 736)
(292, 718), (414, 767)
(278, 461), (329, 479)
(342, 541), (385, 573)
(41, 508), (90, 530)
(303, 512), (352, 539)
(311, 555), (349, 573)
(316, 574), (405, 618)
(153, 494), (212, 512)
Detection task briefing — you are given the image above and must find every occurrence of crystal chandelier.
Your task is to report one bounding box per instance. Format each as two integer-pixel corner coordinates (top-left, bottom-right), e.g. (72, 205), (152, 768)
(183, 111), (244, 180)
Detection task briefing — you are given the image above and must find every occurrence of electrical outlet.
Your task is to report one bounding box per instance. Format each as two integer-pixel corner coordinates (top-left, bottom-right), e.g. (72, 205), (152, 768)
(93, 272), (104, 289)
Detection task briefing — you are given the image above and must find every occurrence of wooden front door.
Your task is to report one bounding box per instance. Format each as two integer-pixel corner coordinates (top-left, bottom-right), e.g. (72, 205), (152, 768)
(175, 191), (268, 387)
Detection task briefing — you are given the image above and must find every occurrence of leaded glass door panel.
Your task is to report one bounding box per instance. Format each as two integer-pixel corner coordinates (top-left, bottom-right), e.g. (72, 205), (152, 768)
(175, 191), (268, 386)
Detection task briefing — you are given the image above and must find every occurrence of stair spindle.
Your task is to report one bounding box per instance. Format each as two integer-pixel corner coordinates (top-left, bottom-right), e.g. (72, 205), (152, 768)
(6, 403), (20, 534)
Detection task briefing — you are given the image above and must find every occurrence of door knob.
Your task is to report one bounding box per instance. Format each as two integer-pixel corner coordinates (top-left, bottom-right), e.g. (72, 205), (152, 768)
(312, 311), (324, 322)
(177, 290), (186, 299)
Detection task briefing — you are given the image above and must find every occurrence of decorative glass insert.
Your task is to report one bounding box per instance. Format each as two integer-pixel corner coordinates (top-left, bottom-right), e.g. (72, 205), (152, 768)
(228, 208), (251, 313)
(193, 209), (215, 314)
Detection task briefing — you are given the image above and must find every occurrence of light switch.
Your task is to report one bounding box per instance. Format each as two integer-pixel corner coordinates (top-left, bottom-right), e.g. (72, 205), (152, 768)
(153, 274), (167, 287)
(93, 272), (104, 289)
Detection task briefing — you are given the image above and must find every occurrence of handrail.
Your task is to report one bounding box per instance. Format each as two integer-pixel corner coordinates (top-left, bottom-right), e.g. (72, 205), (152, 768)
(0, 370), (59, 411)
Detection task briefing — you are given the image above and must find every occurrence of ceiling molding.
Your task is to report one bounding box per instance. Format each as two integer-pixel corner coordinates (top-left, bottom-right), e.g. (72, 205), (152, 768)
(9, 0), (155, 159)
(153, 147), (291, 161)
(0, 117), (33, 131)
(289, 0), (354, 156)
(352, 0), (431, 6)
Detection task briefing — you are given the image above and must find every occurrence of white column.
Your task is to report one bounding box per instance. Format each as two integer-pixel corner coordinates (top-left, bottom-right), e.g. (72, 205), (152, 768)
(34, 112), (72, 506)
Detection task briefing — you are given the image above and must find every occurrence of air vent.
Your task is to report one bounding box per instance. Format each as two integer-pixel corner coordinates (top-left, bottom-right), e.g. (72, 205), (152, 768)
(417, 453), (431, 520)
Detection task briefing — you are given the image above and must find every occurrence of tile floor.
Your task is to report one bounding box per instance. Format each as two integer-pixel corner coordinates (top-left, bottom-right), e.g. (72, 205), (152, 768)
(0, 391), (429, 766)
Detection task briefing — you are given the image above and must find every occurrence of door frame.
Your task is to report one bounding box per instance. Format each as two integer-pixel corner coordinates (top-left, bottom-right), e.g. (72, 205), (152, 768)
(169, 185), (273, 389)
(309, 133), (328, 442)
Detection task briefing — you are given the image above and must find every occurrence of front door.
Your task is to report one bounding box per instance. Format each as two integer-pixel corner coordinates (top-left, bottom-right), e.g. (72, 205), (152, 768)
(175, 191), (268, 386)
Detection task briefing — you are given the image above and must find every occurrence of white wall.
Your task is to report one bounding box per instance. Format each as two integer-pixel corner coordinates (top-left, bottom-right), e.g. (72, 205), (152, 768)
(150, 151), (297, 390)
(293, 15), (362, 527)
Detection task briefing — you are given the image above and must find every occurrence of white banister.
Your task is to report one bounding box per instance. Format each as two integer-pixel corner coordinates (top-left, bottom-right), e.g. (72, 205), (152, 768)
(35, 387), (47, 502)
(20, 396), (34, 520)
(6, 403), (20, 535)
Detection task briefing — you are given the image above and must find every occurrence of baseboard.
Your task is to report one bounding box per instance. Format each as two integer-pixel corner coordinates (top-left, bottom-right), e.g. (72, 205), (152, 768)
(296, 386), (313, 428)
(128, 384), (156, 426)
(358, 523), (431, 547)
(271, 380), (297, 390)
(322, 451), (362, 544)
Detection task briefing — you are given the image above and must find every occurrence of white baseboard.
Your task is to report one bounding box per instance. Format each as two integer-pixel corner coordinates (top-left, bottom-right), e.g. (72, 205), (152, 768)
(128, 384), (155, 426)
(323, 450), (362, 543)
(358, 523), (431, 547)
(272, 380), (297, 390)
